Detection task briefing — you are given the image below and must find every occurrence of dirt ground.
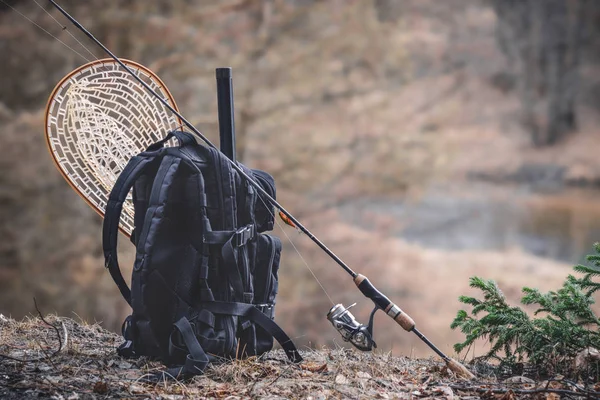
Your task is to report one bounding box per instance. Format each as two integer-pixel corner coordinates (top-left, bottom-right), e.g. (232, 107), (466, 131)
(1, 314), (599, 399)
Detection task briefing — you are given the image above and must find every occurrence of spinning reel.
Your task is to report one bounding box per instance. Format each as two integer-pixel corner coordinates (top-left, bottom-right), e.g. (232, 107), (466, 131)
(327, 303), (378, 351)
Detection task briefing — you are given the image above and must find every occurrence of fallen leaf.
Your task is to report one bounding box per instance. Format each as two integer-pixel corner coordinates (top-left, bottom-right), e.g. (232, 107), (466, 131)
(305, 393), (328, 400)
(432, 385), (454, 399)
(128, 384), (146, 394)
(498, 390), (516, 400)
(357, 371), (372, 379)
(335, 374), (349, 385)
(575, 347), (600, 369)
(503, 376), (534, 384)
(301, 362), (328, 373)
(44, 375), (61, 385)
(36, 364), (52, 372)
(117, 361), (133, 369)
(93, 381), (109, 395)
(540, 380), (563, 389)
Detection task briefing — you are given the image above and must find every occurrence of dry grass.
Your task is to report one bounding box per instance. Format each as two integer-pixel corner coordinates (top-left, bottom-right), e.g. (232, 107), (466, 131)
(2, 314), (599, 399)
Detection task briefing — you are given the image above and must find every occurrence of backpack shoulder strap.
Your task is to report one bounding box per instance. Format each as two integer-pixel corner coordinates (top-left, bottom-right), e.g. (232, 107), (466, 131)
(102, 153), (158, 305)
(103, 131), (198, 305)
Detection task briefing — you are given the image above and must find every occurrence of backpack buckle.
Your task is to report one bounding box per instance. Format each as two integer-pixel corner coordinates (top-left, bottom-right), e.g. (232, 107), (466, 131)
(234, 225), (255, 247)
(255, 303), (275, 319)
(117, 340), (136, 358)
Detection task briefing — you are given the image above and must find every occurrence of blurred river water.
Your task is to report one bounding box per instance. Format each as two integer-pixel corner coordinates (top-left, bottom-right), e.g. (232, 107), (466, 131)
(341, 183), (600, 264)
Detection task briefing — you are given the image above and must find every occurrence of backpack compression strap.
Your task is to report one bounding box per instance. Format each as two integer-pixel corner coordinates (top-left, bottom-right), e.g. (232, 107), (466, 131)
(203, 301), (303, 363)
(164, 301), (302, 381)
(103, 153), (158, 305)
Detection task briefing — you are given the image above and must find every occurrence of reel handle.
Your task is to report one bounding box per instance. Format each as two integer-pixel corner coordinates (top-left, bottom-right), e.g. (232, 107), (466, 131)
(354, 274), (415, 332)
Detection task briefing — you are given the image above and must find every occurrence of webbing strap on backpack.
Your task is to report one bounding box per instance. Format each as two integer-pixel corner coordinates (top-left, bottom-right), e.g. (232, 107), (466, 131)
(163, 301), (302, 381)
(172, 317), (210, 373)
(202, 301), (303, 363)
(103, 153), (158, 305)
(203, 225), (255, 301)
(143, 316), (210, 382)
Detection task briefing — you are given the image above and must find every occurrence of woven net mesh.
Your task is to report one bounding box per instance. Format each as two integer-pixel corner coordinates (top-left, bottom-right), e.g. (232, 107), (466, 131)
(46, 59), (181, 235)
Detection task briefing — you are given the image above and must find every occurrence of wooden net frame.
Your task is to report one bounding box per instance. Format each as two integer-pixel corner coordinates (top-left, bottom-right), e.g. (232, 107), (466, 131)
(45, 58), (182, 236)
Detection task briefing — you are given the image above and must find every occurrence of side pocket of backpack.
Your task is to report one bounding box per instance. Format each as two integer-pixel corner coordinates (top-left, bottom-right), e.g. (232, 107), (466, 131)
(251, 170), (276, 233)
(252, 233), (282, 354)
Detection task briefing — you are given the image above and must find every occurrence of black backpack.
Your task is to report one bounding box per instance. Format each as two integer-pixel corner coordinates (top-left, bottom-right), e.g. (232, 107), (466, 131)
(102, 131), (302, 379)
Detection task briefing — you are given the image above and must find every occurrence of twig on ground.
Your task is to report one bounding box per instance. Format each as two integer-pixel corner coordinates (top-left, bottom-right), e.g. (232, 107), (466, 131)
(34, 297), (67, 355)
(0, 298), (65, 363)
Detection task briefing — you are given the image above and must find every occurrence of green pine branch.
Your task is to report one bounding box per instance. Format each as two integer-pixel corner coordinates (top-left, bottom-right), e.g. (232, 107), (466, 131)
(451, 244), (600, 376)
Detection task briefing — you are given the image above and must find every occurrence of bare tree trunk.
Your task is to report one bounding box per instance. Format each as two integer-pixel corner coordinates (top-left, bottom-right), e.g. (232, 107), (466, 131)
(543, 0), (568, 145)
(562, 0), (586, 132)
(490, 0), (586, 147)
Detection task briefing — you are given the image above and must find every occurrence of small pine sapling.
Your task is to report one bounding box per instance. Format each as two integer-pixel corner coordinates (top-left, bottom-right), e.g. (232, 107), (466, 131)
(451, 245), (600, 377)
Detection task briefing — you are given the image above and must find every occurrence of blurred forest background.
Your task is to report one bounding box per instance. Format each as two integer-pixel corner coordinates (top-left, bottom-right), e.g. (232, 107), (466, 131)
(2, 0), (600, 358)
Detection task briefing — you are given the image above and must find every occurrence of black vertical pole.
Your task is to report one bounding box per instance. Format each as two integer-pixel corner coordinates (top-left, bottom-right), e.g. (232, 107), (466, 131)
(216, 67), (236, 162)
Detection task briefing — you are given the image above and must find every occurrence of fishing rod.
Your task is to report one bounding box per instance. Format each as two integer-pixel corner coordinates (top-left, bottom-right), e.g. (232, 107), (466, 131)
(47, 0), (474, 379)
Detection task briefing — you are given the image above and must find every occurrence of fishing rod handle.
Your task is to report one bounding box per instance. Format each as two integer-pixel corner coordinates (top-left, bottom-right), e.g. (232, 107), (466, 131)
(354, 274), (415, 332)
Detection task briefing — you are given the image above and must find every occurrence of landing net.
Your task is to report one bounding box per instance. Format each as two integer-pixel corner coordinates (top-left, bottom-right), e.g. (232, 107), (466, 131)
(45, 59), (181, 236)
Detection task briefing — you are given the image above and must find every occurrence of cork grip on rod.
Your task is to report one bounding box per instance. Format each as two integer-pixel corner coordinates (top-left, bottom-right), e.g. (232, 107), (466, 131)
(354, 274), (415, 331)
(385, 303), (416, 331)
